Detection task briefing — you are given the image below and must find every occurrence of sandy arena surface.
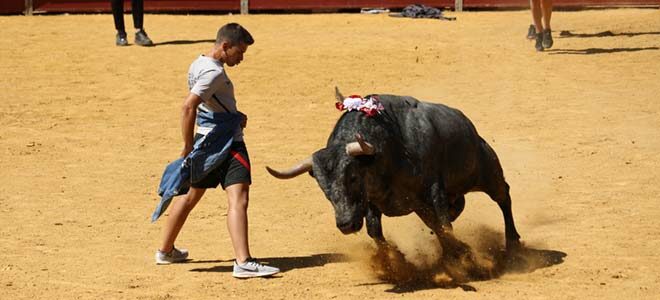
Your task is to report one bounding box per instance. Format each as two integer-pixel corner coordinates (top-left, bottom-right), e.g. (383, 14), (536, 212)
(1, 8), (660, 299)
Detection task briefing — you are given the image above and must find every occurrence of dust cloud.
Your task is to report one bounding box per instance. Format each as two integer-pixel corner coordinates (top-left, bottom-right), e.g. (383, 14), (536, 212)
(352, 221), (565, 291)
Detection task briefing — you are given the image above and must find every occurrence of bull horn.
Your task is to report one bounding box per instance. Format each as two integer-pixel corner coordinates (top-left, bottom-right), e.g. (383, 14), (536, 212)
(266, 156), (313, 179)
(335, 86), (345, 103)
(346, 133), (375, 156)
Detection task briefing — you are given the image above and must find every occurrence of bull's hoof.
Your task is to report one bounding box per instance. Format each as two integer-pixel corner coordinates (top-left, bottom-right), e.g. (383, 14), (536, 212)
(441, 250), (493, 282)
(505, 239), (524, 253)
(371, 243), (417, 284)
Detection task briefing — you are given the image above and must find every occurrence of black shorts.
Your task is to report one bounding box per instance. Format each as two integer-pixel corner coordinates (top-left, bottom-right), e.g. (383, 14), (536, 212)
(191, 135), (252, 190)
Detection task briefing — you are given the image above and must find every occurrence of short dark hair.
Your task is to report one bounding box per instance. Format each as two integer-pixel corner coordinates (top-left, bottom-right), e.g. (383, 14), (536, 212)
(216, 23), (254, 46)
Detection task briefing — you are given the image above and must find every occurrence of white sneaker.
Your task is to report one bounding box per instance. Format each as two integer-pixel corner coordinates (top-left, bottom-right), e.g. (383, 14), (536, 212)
(155, 246), (189, 264)
(232, 258), (280, 278)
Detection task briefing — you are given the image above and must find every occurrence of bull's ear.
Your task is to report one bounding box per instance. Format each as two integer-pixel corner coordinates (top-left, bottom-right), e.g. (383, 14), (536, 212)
(308, 169), (315, 178)
(335, 86), (345, 102)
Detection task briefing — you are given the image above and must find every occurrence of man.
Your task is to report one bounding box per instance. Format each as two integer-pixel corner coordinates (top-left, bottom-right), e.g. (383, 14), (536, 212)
(154, 23), (279, 278)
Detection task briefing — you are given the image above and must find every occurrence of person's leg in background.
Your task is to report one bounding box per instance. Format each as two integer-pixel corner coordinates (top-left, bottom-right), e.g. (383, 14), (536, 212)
(529, 0), (545, 51)
(130, 0), (143, 30)
(541, 0), (554, 49)
(130, 0), (154, 46)
(110, 0), (128, 46)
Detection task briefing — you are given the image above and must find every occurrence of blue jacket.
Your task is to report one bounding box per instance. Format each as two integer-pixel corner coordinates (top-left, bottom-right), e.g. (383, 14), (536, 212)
(152, 110), (241, 222)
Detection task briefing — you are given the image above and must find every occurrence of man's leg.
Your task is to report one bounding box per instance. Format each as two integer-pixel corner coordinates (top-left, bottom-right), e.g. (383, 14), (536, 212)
(225, 183), (251, 263)
(160, 187), (206, 253)
(225, 182), (280, 278)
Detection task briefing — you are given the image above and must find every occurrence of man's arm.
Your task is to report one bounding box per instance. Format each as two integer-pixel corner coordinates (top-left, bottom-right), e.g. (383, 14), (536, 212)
(181, 93), (203, 158)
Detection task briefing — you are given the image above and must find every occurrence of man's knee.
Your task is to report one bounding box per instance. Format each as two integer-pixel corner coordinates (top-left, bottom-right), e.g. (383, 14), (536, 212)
(225, 183), (250, 207)
(182, 188), (205, 207)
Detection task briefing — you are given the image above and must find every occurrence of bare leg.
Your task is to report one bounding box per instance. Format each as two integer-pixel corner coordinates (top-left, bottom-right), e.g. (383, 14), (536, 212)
(541, 0), (553, 31)
(530, 0), (544, 33)
(225, 183), (251, 263)
(160, 187), (206, 252)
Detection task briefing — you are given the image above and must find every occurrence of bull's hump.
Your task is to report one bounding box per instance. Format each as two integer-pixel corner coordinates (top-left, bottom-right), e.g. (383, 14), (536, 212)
(376, 94), (420, 109)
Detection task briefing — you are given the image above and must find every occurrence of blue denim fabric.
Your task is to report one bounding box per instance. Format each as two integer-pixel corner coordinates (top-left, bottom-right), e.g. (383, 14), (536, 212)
(152, 110), (241, 222)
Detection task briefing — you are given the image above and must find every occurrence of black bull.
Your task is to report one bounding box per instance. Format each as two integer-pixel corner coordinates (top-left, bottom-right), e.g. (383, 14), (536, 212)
(267, 89), (521, 258)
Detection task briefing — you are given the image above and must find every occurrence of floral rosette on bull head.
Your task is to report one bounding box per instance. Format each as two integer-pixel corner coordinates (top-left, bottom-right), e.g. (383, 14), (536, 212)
(336, 95), (385, 117)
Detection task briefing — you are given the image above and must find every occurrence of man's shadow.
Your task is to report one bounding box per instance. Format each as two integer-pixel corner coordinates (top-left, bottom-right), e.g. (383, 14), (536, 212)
(188, 253), (350, 274)
(547, 30), (660, 55)
(152, 39), (216, 46)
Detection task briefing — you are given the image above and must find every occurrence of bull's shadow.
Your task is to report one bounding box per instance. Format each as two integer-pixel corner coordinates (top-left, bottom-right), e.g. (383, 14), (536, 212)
(188, 253), (349, 274)
(362, 242), (566, 293)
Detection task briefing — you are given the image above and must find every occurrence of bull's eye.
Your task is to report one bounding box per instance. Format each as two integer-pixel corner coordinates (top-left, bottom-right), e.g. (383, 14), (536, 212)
(356, 155), (374, 164)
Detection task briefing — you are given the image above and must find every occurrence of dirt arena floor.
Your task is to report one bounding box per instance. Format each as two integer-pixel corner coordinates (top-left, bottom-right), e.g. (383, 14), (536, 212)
(1, 8), (660, 299)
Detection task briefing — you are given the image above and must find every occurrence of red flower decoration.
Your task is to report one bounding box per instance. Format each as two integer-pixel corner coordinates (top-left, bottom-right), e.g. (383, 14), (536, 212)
(336, 95), (384, 117)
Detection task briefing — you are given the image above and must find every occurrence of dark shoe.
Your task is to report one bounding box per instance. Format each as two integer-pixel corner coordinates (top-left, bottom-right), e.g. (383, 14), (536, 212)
(135, 29), (154, 46)
(535, 33), (544, 52)
(526, 24), (536, 40)
(542, 29), (553, 49)
(116, 32), (128, 46)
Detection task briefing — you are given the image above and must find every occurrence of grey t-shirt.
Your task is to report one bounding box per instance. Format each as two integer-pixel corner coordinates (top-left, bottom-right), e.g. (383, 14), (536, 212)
(188, 55), (243, 141)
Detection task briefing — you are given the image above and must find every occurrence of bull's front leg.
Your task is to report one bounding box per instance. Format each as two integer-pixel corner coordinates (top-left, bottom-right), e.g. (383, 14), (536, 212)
(414, 182), (465, 253)
(430, 181), (454, 235)
(365, 203), (387, 247)
(365, 203), (417, 282)
(449, 194), (466, 222)
(418, 182), (490, 280)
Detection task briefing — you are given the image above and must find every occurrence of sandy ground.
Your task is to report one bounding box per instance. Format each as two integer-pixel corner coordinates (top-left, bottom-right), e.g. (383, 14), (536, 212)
(1, 8), (660, 300)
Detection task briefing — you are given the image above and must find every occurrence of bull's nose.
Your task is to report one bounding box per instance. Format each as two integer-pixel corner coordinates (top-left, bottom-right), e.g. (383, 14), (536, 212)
(337, 221), (361, 234)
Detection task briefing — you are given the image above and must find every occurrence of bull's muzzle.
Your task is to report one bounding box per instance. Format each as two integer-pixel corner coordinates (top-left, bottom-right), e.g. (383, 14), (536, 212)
(336, 218), (364, 234)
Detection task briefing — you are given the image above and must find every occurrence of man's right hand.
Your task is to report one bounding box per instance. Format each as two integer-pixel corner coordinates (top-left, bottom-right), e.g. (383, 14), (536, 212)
(181, 93), (203, 158)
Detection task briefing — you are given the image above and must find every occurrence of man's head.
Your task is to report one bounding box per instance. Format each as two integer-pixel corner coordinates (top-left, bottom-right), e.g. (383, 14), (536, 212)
(214, 23), (254, 67)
